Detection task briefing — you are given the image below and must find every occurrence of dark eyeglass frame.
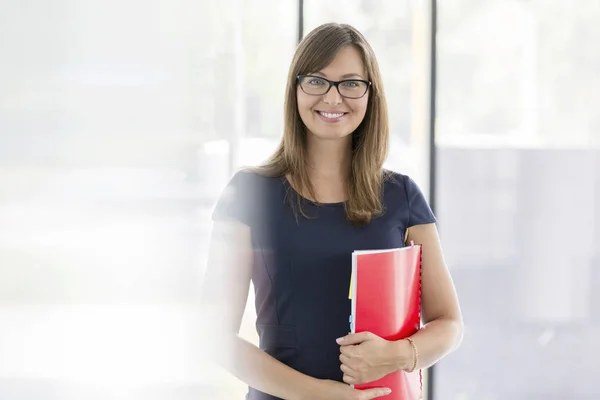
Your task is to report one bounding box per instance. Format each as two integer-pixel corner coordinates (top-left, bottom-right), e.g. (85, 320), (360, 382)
(297, 74), (372, 99)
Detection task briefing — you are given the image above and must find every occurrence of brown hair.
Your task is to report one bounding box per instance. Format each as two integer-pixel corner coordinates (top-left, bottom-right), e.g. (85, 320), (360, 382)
(253, 22), (390, 226)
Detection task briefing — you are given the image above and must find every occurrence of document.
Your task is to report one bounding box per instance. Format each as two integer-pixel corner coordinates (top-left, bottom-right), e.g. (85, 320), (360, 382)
(349, 243), (423, 399)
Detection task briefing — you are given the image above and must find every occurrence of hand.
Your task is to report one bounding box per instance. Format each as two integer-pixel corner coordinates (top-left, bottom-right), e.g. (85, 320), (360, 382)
(337, 332), (403, 385)
(316, 379), (392, 400)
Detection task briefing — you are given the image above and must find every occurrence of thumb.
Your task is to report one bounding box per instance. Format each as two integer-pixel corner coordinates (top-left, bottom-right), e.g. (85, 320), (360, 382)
(359, 387), (392, 399)
(337, 331), (371, 345)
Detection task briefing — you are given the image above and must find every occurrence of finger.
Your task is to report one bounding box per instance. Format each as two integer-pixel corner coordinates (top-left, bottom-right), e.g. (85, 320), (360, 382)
(340, 363), (356, 376)
(337, 331), (371, 345)
(342, 373), (355, 384)
(339, 353), (352, 365)
(359, 387), (392, 399)
(340, 353), (361, 371)
(340, 345), (354, 357)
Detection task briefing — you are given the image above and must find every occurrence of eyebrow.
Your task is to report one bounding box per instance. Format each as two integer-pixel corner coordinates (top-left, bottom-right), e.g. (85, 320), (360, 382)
(312, 72), (365, 80)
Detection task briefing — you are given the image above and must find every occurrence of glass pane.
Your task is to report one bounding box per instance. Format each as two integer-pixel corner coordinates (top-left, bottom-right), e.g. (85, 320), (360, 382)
(215, 1), (298, 170)
(435, 1), (600, 399)
(304, 0), (433, 194)
(0, 0), (256, 398)
(202, 0), (298, 398)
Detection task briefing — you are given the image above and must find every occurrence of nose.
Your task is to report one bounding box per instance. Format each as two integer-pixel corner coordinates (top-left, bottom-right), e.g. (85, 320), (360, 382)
(322, 85), (343, 105)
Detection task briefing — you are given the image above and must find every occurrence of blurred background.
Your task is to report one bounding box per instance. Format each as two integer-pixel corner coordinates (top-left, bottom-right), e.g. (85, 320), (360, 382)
(0, 0), (599, 399)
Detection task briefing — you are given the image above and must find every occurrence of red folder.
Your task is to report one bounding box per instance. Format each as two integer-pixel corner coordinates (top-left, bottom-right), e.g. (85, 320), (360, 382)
(349, 244), (422, 400)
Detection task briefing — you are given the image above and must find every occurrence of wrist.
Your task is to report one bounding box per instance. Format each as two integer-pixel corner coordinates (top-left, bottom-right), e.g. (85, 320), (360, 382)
(391, 339), (414, 372)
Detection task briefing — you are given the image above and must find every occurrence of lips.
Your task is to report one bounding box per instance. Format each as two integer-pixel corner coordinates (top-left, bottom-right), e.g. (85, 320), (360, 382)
(318, 111), (345, 118)
(315, 110), (348, 122)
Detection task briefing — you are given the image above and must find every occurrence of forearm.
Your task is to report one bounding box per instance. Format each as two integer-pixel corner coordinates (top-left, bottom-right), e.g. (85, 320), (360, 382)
(393, 317), (464, 371)
(217, 335), (322, 400)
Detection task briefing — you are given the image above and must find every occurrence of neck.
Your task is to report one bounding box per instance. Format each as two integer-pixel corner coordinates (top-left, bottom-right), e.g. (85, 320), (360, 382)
(305, 134), (352, 180)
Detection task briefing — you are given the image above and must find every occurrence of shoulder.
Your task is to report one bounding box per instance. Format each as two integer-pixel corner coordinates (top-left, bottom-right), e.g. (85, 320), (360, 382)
(383, 169), (407, 185)
(229, 167), (265, 184)
(382, 169), (418, 194)
(382, 169), (436, 227)
(218, 167), (283, 207)
(212, 167), (281, 226)
(224, 167), (278, 192)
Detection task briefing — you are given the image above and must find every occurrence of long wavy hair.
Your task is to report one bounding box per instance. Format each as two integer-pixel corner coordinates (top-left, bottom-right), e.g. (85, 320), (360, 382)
(253, 23), (390, 226)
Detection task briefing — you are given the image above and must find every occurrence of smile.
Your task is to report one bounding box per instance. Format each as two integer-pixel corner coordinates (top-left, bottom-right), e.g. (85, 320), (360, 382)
(316, 110), (347, 122)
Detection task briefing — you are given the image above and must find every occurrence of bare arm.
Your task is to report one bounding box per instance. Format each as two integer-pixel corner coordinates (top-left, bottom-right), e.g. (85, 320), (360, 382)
(201, 220), (390, 400)
(393, 223), (464, 370)
(200, 220), (319, 400)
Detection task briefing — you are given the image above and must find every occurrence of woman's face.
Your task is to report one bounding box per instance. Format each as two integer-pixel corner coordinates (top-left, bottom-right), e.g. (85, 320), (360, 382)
(297, 45), (370, 141)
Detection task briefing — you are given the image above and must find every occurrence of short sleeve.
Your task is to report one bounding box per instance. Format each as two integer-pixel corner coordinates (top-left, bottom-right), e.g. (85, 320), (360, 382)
(211, 170), (255, 227)
(404, 175), (437, 227)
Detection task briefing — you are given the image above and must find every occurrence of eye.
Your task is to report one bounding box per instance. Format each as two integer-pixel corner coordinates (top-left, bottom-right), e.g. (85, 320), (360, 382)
(341, 81), (361, 88)
(307, 78), (326, 86)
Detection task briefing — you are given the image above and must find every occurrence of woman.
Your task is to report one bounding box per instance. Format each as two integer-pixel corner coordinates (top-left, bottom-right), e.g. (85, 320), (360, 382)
(202, 23), (463, 400)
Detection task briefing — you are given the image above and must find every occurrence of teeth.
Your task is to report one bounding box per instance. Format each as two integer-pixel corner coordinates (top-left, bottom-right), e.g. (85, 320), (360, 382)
(319, 111), (344, 119)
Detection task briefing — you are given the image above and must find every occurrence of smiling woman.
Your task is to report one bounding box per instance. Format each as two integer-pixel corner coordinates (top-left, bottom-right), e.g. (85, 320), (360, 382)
(201, 22), (463, 400)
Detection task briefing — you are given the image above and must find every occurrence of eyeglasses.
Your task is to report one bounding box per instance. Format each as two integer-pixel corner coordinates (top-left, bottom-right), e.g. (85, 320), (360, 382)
(297, 75), (371, 99)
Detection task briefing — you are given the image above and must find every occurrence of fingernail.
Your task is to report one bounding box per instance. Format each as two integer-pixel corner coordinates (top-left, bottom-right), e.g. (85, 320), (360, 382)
(385, 388), (392, 395)
(336, 337), (344, 344)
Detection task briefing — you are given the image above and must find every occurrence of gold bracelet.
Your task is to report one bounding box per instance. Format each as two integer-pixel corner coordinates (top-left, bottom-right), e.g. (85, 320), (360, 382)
(405, 337), (418, 373)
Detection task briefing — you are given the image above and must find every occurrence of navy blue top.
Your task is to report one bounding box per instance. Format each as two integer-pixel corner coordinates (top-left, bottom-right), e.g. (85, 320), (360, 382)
(211, 169), (436, 400)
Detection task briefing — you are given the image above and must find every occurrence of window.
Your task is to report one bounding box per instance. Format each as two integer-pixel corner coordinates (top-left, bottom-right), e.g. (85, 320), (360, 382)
(435, 1), (600, 398)
(0, 1), (296, 398)
(200, 1), (298, 398)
